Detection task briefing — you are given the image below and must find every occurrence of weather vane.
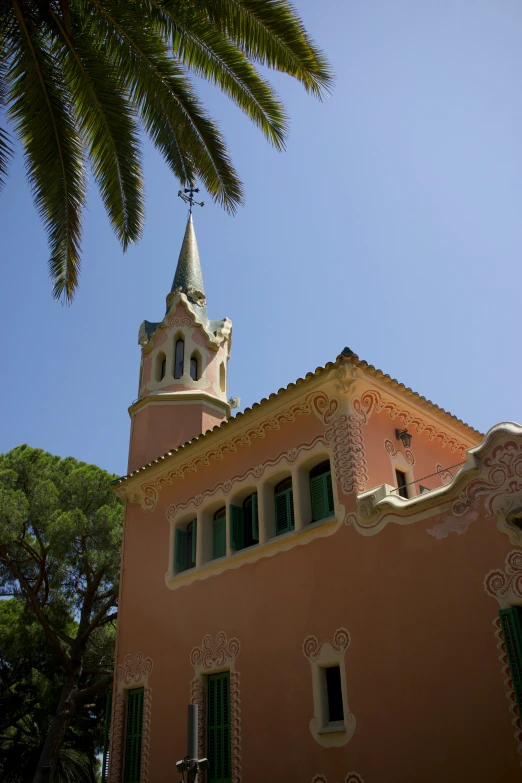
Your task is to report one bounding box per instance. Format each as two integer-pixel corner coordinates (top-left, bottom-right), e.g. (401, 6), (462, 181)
(178, 187), (204, 214)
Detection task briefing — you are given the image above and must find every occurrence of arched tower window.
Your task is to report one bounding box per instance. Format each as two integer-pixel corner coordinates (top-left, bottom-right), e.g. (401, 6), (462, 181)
(190, 354), (198, 381)
(219, 362), (226, 393)
(155, 351), (166, 382)
(174, 339), (184, 379)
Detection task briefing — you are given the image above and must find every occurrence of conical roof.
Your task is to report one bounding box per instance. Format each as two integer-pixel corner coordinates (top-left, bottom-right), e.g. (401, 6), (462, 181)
(171, 213), (207, 320)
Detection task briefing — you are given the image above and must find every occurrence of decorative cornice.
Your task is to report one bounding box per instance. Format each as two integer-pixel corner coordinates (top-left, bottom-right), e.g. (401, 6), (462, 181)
(303, 628), (351, 661)
(128, 390), (230, 418)
(113, 350), (480, 495)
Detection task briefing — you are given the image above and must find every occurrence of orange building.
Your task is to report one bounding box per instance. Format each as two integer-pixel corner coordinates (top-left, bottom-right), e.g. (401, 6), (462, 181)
(109, 214), (522, 783)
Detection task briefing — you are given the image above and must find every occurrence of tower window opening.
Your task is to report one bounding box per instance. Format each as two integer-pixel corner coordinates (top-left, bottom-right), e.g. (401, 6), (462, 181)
(190, 355), (199, 381)
(324, 665), (344, 723)
(174, 339), (184, 379)
(219, 362), (226, 393)
(155, 352), (166, 382)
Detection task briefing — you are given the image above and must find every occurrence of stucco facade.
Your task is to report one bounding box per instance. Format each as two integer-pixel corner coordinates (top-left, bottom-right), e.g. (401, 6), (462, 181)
(109, 216), (522, 783)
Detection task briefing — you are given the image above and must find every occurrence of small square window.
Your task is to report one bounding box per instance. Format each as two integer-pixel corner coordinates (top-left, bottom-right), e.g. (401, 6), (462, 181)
(324, 665), (344, 723)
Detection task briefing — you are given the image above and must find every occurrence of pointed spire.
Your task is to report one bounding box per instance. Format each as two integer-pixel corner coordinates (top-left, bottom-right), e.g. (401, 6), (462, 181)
(170, 213), (207, 320)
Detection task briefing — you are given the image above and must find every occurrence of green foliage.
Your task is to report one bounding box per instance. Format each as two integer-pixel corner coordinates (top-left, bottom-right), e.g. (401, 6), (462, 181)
(0, 445), (123, 782)
(0, 0), (332, 301)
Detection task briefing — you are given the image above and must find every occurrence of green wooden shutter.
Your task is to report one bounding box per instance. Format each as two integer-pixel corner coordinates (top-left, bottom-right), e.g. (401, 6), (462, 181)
(499, 607), (522, 716)
(123, 688), (144, 783)
(311, 472), (334, 521)
(251, 493), (259, 541)
(191, 519), (197, 564)
(213, 516), (226, 559)
(229, 505), (244, 550)
(208, 673), (231, 783)
(175, 529), (187, 572)
(310, 474), (328, 521)
(275, 488), (294, 535)
(326, 472), (334, 515)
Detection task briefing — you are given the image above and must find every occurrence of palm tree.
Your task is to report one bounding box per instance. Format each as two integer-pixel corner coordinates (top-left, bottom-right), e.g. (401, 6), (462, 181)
(0, 0), (332, 301)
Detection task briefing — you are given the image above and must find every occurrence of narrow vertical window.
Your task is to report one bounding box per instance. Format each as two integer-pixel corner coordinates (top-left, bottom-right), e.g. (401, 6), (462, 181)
(213, 508), (226, 560)
(123, 688), (144, 783)
(499, 607), (522, 717)
(155, 352), (166, 382)
(395, 469), (408, 499)
(174, 339), (184, 379)
(207, 672), (231, 783)
(219, 362), (226, 393)
(274, 477), (294, 535)
(309, 460), (335, 522)
(324, 665), (344, 723)
(190, 355), (198, 381)
(174, 520), (196, 573)
(229, 494), (259, 551)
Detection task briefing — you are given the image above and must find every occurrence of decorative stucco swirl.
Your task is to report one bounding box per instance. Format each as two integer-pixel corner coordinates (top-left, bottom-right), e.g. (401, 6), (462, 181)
(452, 439), (522, 519)
(189, 633), (242, 783)
(302, 628), (351, 660)
(312, 772), (364, 783)
(484, 550), (522, 609)
(116, 652), (153, 685)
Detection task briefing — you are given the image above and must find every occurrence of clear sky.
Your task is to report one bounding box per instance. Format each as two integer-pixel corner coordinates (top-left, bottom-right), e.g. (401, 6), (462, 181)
(1, 0), (520, 475)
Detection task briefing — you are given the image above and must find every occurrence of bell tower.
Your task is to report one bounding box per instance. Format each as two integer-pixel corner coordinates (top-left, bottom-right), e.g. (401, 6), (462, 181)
(127, 209), (232, 473)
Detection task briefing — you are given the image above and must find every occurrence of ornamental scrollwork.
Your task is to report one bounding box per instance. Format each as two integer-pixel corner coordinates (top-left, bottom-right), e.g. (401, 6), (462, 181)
(116, 652), (153, 685)
(190, 632), (240, 670)
(303, 627), (351, 661)
(484, 549), (522, 607)
(452, 439), (522, 520)
(311, 775), (364, 783)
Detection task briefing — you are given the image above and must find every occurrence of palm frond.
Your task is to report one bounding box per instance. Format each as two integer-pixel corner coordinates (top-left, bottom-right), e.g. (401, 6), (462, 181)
(150, 0), (287, 150)
(189, 0), (334, 98)
(51, 7), (144, 250)
(90, 0), (243, 212)
(0, 127), (14, 191)
(6, 1), (85, 301)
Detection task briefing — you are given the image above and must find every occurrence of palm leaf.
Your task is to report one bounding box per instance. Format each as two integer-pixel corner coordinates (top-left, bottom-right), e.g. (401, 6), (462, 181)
(6, 1), (85, 302)
(189, 0), (334, 97)
(0, 128), (13, 192)
(90, 0), (243, 212)
(150, 0), (288, 150)
(51, 6), (144, 250)
(0, 17), (14, 191)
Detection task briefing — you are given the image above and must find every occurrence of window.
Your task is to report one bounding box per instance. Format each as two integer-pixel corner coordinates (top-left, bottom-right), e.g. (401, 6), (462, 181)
(395, 469), (409, 499)
(155, 351), (166, 382)
(324, 665), (344, 723)
(190, 354), (199, 381)
(174, 520), (196, 572)
(310, 460), (334, 522)
(123, 688), (144, 783)
(207, 672), (231, 783)
(229, 494), (259, 551)
(174, 339), (184, 379)
(213, 508), (226, 559)
(274, 477), (294, 535)
(219, 362), (226, 393)
(499, 607), (522, 717)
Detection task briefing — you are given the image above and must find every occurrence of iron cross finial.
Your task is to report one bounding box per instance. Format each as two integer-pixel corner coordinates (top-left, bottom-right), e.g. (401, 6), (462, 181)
(178, 187), (204, 213)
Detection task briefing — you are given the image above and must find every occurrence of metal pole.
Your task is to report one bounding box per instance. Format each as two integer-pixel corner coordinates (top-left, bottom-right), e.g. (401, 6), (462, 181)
(187, 704), (198, 760)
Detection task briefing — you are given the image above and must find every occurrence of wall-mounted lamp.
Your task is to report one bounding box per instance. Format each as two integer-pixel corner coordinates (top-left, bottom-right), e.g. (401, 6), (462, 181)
(395, 428), (412, 448)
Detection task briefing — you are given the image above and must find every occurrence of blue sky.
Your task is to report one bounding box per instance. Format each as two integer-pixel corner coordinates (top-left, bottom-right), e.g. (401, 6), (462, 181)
(1, 0), (521, 476)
